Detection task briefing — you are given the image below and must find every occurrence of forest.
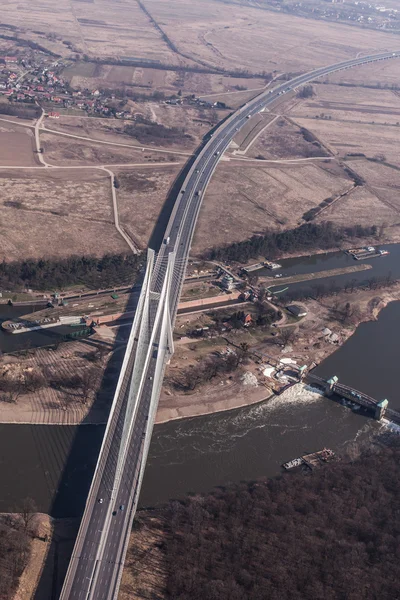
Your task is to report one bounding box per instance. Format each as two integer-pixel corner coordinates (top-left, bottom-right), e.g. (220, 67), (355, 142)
(206, 222), (377, 263)
(129, 443), (400, 600)
(0, 253), (143, 291)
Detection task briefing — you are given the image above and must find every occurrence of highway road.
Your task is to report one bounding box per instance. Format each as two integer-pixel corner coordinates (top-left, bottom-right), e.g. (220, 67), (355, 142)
(60, 50), (399, 600)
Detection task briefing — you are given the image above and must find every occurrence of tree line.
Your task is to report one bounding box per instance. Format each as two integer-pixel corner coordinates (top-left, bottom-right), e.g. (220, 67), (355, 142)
(206, 222), (377, 263)
(131, 442), (400, 600)
(125, 117), (191, 146)
(0, 498), (39, 599)
(0, 253), (143, 291)
(0, 103), (41, 119)
(280, 271), (397, 304)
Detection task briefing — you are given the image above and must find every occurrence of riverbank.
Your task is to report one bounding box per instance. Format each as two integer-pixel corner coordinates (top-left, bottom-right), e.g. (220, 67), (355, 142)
(260, 263), (371, 286)
(0, 283), (399, 426)
(157, 281), (400, 424)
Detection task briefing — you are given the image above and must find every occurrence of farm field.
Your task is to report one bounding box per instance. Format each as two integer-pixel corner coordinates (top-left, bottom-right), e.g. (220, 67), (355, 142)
(325, 57), (400, 88)
(292, 118), (400, 166)
(243, 116), (330, 160)
(116, 166), (181, 249)
(0, 170), (128, 260)
(291, 84), (400, 126)
(40, 133), (182, 167)
(315, 185), (400, 241)
(147, 0), (396, 73)
(191, 162), (351, 255)
(2, 0), (398, 74)
(0, 122), (38, 167)
(0, 0), (177, 63)
(44, 104), (228, 150)
(62, 62), (268, 98)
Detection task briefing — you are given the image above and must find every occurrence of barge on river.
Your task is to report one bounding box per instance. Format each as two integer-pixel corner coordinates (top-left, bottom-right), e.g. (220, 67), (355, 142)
(346, 246), (389, 261)
(283, 448), (335, 471)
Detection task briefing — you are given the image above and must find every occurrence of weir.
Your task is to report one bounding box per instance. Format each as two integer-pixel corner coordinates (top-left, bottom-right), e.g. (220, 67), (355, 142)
(306, 372), (400, 425)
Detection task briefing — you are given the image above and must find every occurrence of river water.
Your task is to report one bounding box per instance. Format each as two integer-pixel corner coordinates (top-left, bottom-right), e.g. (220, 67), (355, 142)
(267, 243), (399, 297)
(0, 304), (85, 353)
(0, 252), (399, 516)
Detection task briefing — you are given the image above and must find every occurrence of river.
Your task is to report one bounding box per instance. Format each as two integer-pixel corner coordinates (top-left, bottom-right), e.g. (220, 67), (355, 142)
(267, 243), (399, 297)
(0, 254), (399, 516)
(0, 304), (88, 353)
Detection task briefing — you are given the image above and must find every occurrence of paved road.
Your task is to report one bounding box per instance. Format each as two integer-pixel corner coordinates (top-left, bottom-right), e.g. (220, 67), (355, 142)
(60, 50), (400, 600)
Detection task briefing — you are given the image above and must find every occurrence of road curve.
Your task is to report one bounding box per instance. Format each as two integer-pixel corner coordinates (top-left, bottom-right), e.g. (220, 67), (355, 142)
(59, 50), (400, 600)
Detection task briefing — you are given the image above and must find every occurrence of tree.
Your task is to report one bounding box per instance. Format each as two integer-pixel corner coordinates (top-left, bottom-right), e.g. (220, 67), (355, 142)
(0, 379), (24, 404)
(297, 84), (314, 98)
(79, 367), (101, 405)
(18, 497), (37, 535)
(280, 327), (295, 346)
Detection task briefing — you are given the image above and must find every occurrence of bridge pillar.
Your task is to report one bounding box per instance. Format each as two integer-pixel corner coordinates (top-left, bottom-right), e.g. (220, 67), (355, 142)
(325, 375), (338, 396)
(375, 399), (388, 421)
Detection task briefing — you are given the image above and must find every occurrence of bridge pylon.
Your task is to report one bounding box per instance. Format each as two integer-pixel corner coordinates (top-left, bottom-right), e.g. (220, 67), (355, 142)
(325, 375), (338, 396)
(375, 399), (389, 421)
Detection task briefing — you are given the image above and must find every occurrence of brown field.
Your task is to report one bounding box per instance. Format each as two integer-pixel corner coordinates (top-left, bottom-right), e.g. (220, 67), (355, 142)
(291, 83), (400, 125)
(1, 0), (177, 62)
(231, 112), (277, 153)
(2, 0), (398, 75)
(292, 118), (400, 166)
(148, 0), (397, 73)
(191, 162), (351, 255)
(0, 122), (38, 167)
(0, 170), (128, 260)
(244, 116), (330, 160)
(63, 63), (268, 99)
(326, 57), (400, 88)
(348, 158), (400, 189)
(315, 185), (400, 240)
(44, 105), (228, 150)
(40, 132), (182, 166)
(116, 166), (181, 249)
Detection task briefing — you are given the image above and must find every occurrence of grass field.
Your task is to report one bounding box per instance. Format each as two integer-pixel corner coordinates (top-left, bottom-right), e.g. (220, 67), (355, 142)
(293, 118), (400, 166)
(116, 166), (181, 249)
(147, 0), (397, 73)
(0, 122), (38, 167)
(244, 116), (330, 159)
(315, 185), (400, 241)
(291, 83), (400, 126)
(40, 132), (182, 166)
(0, 170), (128, 260)
(191, 162), (351, 255)
(2, 0), (398, 73)
(1, 0), (177, 62)
(44, 105), (228, 150)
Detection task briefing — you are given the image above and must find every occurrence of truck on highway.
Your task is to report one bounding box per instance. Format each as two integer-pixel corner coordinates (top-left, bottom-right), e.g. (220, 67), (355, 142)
(164, 236), (170, 245)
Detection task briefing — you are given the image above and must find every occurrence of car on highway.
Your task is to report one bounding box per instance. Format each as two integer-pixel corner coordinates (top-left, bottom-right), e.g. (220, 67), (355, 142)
(98, 498), (104, 504)
(120, 505), (125, 511)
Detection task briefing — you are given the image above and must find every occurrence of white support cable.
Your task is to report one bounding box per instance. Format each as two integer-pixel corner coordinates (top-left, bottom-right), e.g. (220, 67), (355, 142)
(59, 248), (155, 600)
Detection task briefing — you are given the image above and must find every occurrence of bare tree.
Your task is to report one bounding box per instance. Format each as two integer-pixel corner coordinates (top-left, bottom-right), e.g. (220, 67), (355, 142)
(18, 497), (37, 535)
(0, 379), (24, 404)
(280, 328), (296, 346)
(79, 367), (101, 405)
